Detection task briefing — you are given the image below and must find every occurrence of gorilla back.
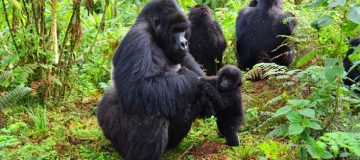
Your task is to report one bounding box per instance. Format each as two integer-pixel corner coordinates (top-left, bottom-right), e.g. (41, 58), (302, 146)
(235, 0), (296, 70)
(97, 0), (205, 159)
(188, 4), (227, 76)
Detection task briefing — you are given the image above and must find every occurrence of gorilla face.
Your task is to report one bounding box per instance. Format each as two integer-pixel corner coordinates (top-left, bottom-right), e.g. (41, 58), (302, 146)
(217, 65), (243, 92)
(142, 0), (190, 64)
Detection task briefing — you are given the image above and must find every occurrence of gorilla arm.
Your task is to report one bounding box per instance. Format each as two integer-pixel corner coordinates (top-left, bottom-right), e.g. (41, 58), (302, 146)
(113, 28), (200, 118)
(213, 21), (227, 55)
(181, 52), (205, 76)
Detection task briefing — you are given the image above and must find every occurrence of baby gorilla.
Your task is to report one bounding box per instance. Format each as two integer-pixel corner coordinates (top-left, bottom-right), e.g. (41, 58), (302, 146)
(199, 65), (244, 146)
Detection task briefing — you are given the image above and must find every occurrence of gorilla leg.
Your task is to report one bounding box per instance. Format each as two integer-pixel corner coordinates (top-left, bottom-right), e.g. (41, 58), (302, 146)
(97, 89), (169, 160)
(167, 98), (204, 148)
(217, 120), (239, 146)
(122, 115), (169, 160)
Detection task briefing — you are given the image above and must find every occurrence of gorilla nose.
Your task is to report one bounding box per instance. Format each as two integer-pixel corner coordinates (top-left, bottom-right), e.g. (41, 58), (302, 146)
(180, 40), (188, 50)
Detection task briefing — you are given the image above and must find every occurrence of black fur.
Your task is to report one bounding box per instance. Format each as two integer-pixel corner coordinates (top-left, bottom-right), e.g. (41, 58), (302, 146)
(249, 0), (258, 7)
(97, 0), (209, 159)
(236, 0), (296, 70)
(188, 4), (227, 76)
(343, 37), (360, 86)
(199, 65), (244, 146)
(248, 0), (283, 8)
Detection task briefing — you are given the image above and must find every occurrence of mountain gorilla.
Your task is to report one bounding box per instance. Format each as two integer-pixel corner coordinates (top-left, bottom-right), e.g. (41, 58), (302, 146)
(343, 37), (360, 86)
(97, 0), (213, 159)
(248, 0), (283, 8)
(199, 65), (244, 146)
(236, 0), (296, 70)
(188, 4), (227, 76)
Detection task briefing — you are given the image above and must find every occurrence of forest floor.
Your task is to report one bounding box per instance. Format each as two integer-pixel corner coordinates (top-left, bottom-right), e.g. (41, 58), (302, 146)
(0, 79), (299, 160)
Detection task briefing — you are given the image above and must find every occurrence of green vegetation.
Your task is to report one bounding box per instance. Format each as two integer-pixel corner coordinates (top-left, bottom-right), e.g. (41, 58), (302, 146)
(1, 0), (360, 159)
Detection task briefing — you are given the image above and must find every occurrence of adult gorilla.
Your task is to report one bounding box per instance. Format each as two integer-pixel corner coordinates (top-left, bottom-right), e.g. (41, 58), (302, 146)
(236, 0), (296, 70)
(97, 0), (210, 159)
(188, 4), (227, 76)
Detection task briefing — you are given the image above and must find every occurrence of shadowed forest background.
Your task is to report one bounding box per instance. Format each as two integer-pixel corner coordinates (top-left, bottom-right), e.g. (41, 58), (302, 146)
(0, 0), (360, 159)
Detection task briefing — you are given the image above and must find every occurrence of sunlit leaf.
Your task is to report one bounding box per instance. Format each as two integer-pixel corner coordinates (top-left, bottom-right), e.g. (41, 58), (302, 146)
(311, 16), (333, 30)
(299, 109), (315, 118)
(348, 6), (360, 24)
(274, 105), (292, 117)
(328, 0), (346, 8)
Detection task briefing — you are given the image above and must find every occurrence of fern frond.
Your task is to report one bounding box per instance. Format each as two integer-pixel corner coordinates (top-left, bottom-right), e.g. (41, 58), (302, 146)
(319, 132), (360, 157)
(244, 63), (288, 80)
(263, 93), (288, 109)
(0, 85), (31, 109)
(0, 71), (12, 83)
(0, 136), (20, 148)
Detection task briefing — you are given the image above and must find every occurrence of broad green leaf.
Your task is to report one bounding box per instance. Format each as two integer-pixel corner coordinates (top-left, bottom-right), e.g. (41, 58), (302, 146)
(266, 124), (288, 138)
(303, 120), (322, 130)
(348, 6), (360, 24)
(288, 122), (304, 135)
(324, 58), (343, 82)
(309, 122), (322, 130)
(274, 105), (292, 117)
(299, 109), (315, 118)
(310, 0), (327, 7)
(286, 112), (302, 122)
(328, 0), (346, 8)
(288, 99), (311, 108)
(296, 51), (317, 68)
(311, 16), (333, 30)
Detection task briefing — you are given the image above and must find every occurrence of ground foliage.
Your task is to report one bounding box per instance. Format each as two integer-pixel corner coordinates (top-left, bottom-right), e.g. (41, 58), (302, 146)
(0, 0), (360, 159)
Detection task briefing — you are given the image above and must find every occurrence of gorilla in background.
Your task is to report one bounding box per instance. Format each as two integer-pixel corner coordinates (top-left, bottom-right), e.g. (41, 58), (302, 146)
(97, 0), (215, 159)
(236, 0), (296, 70)
(343, 37), (360, 86)
(199, 65), (244, 146)
(248, 0), (283, 8)
(188, 4), (227, 76)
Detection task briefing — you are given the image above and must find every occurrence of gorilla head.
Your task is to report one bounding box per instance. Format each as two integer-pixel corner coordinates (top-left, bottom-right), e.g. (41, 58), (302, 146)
(138, 0), (190, 63)
(217, 65), (243, 92)
(188, 4), (212, 22)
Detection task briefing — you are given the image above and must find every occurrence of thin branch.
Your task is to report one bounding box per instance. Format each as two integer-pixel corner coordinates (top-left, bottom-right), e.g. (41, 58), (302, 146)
(1, 0), (19, 52)
(178, 144), (194, 160)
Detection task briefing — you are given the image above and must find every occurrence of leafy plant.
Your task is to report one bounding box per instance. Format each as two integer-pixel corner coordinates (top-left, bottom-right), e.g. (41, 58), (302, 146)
(315, 132), (360, 158)
(259, 58), (360, 159)
(0, 84), (31, 109)
(26, 107), (48, 135)
(244, 63), (289, 81)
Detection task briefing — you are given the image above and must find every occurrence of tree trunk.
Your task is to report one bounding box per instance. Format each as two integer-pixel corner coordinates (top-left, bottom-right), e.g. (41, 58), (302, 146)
(50, 0), (59, 64)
